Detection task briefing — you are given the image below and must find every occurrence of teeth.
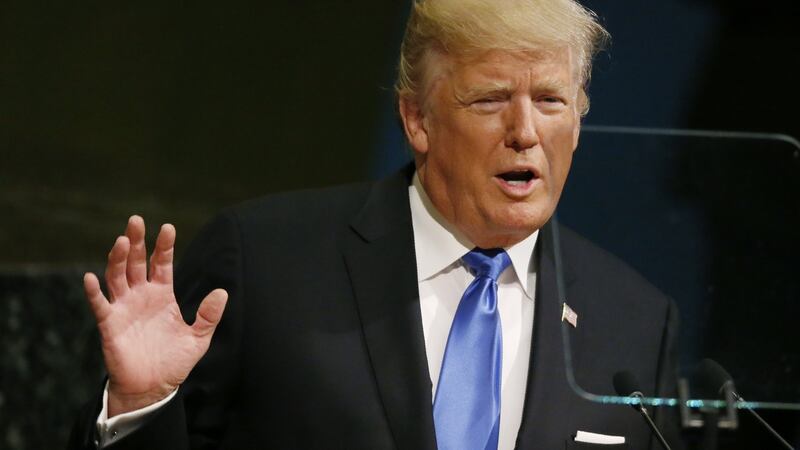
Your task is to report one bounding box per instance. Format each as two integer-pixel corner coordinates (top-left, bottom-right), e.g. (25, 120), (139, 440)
(507, 180), (526, 186)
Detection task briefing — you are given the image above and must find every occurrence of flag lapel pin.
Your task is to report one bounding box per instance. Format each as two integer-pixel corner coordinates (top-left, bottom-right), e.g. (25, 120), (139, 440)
(561, 302), (578, 328)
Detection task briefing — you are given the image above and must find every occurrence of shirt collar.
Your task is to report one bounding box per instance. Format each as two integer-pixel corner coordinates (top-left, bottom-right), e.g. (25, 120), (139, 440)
(409, 172), (539, 298)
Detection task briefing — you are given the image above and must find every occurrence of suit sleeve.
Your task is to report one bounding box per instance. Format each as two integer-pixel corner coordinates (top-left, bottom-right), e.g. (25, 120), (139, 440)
(67, 210), (246, 450)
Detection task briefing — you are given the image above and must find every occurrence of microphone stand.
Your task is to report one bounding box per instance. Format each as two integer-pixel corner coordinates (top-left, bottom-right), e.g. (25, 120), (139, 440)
(630, 393), (673, 450)
(731, 391), (794, 450)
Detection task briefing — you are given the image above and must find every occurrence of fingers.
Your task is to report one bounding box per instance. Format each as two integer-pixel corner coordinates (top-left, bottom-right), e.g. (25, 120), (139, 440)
(149, 224), (176, 285)
(84, 272), (111, 322)
(125, 215), (147, 286)
(192, 289), (228, 338)
(105, 236), (131, 300)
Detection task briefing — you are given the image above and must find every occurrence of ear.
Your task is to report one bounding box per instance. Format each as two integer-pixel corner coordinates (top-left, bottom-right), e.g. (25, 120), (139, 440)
(398, 95), (430, 154)
(571, 116), (581, 153)
(571, 90), (585, 153)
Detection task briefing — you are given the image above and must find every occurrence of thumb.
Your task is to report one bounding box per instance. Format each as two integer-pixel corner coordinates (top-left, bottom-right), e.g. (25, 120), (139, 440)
(192, 288), (228, 338)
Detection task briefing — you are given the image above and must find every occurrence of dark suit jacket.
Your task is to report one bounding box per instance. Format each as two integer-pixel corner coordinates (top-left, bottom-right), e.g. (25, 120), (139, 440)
(69, 166), (681, 450)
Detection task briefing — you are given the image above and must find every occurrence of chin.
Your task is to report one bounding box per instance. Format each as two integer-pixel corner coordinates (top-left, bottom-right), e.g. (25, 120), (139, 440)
(499, 202), (553, 230)
(481, 206), (552, 246)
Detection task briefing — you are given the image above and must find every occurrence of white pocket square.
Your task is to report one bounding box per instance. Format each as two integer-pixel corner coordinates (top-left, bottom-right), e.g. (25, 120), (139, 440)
(574, 430), (626, 444)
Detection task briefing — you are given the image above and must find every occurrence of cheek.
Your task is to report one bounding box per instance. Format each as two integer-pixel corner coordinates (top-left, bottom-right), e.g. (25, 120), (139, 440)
(435, 120), (499, 169)
(443, 107), (505, 140)
(547, 147), (574, 180)
(542, 126), (578, 187)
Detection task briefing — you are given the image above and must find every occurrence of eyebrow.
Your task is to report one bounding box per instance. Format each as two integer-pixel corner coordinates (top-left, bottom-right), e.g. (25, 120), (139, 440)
(535, 78), (571, 95)
(453, 77), (574, 105)
(453, 81), (514, 104)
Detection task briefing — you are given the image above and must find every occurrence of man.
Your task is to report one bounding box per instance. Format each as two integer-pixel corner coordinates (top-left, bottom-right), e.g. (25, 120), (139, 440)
(69, 0), (680, 449)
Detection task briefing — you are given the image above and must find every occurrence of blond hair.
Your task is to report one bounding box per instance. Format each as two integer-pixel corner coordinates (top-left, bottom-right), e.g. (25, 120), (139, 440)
(395, 0), (609, 115)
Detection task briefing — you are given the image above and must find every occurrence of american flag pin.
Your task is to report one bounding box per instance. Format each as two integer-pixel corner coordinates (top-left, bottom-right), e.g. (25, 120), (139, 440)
(561, 303), (578, 328)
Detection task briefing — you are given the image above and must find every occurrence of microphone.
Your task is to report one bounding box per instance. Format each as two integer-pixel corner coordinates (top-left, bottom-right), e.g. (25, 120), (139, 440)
(695, 359), (734, 398)
(697, 359), (795, 450)
(613, 371), (673, 450)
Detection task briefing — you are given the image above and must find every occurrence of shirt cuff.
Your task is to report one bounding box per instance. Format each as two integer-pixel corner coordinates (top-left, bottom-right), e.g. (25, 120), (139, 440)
(95, 381), (178, 448)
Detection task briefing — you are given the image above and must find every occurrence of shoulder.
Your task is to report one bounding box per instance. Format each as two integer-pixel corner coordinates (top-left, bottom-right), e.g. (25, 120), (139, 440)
(191, 181), (375, 247)
(214, 165), (415, 245)
(560, 227), (664, 293)
(227, 181), (373, 229)
(179, 181), (378, 270)
(556, 225), (673, 320)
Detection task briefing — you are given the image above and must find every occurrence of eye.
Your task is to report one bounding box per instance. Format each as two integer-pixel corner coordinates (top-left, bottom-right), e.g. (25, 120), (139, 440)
(469, 96), (506, 113)
(536, 95), (567, 112)
(474, 97), (501, 104)
(539, 96), (564, 104)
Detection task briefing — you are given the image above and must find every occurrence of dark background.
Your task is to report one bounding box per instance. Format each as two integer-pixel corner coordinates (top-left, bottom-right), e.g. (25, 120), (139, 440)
(1, 1), (797, 448)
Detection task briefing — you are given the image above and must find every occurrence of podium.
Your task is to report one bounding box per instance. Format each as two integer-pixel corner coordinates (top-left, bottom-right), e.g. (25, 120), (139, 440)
(556, 126), (800, 448)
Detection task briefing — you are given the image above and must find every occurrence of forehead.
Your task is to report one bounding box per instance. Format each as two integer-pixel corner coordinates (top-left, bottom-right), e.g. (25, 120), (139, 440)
(422, 47), (578, 101)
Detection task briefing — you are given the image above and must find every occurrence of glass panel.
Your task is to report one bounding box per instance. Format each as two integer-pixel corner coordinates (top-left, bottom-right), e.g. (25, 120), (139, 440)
(557, 125), (800, 411)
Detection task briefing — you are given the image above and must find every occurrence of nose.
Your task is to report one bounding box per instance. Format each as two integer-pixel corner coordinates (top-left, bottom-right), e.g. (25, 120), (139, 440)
(504, 99), (539, 152)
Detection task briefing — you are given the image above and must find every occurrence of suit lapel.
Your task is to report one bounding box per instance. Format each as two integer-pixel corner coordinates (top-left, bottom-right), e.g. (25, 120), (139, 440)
(515, 220), (580, 448)
(342, 166), (437, 450)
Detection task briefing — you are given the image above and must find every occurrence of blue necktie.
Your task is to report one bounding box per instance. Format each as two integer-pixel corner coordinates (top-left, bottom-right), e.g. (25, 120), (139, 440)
(433, 248), (511, 450)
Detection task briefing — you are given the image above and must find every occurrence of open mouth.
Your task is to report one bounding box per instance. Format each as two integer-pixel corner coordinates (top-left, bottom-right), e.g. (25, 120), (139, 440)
(497, 169), (535, 186)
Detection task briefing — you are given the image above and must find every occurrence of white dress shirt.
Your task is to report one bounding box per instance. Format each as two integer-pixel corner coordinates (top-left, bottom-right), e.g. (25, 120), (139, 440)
(97, 172), (538, 450)
(410, 174), (537, 450)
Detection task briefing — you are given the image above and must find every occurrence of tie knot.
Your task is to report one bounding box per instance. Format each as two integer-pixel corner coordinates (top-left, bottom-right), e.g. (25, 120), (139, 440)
(461, 248), (511, 281)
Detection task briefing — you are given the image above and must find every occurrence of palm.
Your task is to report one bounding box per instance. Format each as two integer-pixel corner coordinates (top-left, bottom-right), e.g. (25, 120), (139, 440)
(84, 216), (227, 415)
(98, 284), (193, 395)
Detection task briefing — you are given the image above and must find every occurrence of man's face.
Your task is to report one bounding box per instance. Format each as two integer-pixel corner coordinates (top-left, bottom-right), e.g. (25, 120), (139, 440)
(400, 48), (582, 248)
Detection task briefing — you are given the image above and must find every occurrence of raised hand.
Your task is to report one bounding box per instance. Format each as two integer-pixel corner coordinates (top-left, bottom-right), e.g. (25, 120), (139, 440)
(83, 216), (228, 417)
